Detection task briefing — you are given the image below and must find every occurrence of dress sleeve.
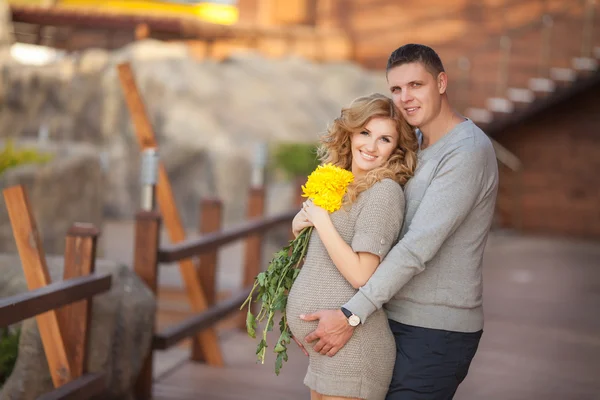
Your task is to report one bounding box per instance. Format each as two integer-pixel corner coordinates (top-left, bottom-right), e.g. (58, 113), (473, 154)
(351, 179), (405, 260)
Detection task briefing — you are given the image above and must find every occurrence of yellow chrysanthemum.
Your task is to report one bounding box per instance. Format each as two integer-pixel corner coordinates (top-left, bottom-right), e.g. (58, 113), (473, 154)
(301, 163), (354, 213)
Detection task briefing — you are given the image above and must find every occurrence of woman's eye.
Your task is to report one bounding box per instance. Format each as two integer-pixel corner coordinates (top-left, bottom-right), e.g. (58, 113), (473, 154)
(381, 137), (391, 143)
(360, 131), (369, 136)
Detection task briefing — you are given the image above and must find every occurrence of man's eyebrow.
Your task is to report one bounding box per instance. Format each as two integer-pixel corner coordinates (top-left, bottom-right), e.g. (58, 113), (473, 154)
(390, 80), (424, 89)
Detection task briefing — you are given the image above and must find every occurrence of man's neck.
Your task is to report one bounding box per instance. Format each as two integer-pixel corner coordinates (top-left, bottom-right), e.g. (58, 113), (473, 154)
(419, 105), (464, 150)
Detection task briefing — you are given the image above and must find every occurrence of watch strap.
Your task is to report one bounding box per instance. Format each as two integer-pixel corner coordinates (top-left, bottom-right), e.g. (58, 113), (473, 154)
(340, 307), (353, 319)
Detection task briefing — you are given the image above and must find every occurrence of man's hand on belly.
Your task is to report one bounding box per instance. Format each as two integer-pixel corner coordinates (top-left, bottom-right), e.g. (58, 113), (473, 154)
(301, 310), (355, 357)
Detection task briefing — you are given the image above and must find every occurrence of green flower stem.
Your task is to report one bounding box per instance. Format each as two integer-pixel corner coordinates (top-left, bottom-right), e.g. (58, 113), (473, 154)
(240, 225), (313, 375)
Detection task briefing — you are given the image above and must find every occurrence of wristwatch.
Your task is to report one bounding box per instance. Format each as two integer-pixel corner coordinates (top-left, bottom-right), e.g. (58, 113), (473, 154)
(340, 307), (360, 327)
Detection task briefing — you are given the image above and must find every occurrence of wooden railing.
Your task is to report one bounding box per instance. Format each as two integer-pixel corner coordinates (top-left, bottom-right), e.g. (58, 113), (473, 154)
(132, 184), (302, 398)
(114, 60), (307, 398)
(1, 185), (112, 399)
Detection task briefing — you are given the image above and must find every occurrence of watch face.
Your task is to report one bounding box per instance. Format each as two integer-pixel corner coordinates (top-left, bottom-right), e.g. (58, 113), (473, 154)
(348, 315), (360, 327)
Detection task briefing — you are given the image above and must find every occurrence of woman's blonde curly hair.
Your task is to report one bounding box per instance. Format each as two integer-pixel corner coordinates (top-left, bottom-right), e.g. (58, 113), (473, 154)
(318, 93), (418, 205)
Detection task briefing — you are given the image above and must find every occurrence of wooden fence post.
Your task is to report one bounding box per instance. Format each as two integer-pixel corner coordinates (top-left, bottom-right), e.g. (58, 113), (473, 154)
(239, 186), (266, 329)
(117, 62), (224, 367)
(2, 185), (72, 387)
(133, 210), (161, 400)
(191, 198), (222, 361)
(56, 223), (99, 379)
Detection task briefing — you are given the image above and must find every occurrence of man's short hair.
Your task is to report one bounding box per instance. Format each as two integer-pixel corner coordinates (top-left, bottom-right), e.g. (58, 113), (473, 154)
(387, 44), (445, 77)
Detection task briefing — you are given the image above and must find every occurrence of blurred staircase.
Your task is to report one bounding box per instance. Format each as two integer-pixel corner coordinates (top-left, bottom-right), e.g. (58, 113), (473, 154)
(442, 1), (599, 134)
(433, 0), (600, 230)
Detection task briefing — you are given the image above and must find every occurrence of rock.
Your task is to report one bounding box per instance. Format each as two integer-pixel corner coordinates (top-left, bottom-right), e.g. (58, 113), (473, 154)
(0, 140), (105, 256)
(0, 40), (388, 225)
(0, 253), (156, 400)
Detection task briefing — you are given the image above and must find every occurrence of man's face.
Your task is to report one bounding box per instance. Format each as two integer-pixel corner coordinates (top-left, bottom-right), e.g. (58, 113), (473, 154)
(387, 62), (445, 129)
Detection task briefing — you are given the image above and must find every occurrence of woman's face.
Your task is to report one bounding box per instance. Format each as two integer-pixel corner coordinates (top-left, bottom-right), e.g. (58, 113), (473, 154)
(350, 117), (399, 178)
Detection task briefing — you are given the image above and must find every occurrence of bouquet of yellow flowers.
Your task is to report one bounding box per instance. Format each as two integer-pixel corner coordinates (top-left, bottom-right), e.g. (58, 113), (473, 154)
(241, 164), (354, 375)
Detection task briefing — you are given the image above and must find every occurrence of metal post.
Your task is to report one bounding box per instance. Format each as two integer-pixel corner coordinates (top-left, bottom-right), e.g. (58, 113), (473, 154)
(582, 0), (596, 58)
(539, 14), (554, 77)
(251, 142), (268, 188)
(140, 147), (159, 211)
(496, 35), (512, 97)
(457, 56), (471, 114)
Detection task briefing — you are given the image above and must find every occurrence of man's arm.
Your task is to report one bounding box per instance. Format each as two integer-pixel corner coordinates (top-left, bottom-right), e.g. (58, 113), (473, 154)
(343, 146), (488, 322)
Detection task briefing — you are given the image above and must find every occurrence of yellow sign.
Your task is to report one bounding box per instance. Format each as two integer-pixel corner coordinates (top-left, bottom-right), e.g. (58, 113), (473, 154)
(8, 0), (239, 25)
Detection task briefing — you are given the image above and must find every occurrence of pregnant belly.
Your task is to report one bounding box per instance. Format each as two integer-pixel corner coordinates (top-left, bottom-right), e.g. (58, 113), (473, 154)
(285, 268), (356, 343)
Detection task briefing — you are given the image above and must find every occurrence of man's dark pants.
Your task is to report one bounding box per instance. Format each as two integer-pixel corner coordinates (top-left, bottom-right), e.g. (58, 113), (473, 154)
(386, 320), (483, 400)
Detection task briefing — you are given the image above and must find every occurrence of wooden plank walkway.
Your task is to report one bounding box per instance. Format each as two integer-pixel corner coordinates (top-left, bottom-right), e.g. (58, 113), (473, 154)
(146, 232), (600, 400)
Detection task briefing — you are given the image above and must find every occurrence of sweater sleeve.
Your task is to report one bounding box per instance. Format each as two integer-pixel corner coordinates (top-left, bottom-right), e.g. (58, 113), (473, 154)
(343, 144), (488, 323)
(351, 179), (405, 260)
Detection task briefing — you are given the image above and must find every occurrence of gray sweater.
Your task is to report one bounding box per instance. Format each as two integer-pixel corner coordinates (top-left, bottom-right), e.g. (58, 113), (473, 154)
(344, 119), (498, 333)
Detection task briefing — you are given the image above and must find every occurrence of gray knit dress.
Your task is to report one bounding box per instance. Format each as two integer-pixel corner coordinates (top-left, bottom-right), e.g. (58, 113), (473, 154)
(287, 178), (405, 400)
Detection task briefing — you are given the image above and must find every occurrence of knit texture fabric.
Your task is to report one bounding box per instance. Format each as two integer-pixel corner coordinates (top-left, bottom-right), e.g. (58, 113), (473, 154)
(287, 178), (405, 400)
(344, 119), (499, 333)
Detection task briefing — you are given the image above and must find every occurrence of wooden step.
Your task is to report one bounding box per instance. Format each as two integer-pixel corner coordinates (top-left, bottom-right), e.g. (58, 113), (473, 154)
(572, 57), (598, 72)
(487, 97), (514, 114)
(156, 287), (244, 334)
(507, 88), (535, 110)
(550, 67), (577, 85)
(528, 77), (556, 96)
(465, 108), (493, 125)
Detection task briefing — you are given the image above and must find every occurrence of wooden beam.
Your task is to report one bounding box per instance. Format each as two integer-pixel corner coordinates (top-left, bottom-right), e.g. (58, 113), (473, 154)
(37, 373), (106, 400)
(57, 224), (99, 378)
(154, 287), (252, 350)
(117, 62), (224, 367)
(0, 274), (112, 328)
(133, 210), (161, 400)
(197, 198), (222, 306)
(192, 198), (223, 361)
(240, 187), (265, 329)
(2, 185), (72, 387)
(157, 210), (297, 263)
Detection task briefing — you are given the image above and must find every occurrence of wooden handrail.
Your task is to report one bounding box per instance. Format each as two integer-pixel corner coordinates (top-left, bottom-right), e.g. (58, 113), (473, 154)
(0, 273), (112, 328)
(153, 287), (252, 350)
(487, 70), (600, 137)
(36, 373), (106, 400)
(158, 209), (297, 263)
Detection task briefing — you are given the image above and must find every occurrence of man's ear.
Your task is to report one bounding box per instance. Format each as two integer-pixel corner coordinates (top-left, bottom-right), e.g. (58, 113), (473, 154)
(437, 72), (448, 94)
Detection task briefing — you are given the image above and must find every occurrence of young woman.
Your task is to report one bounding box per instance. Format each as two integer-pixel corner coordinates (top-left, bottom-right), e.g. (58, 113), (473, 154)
(286, 93), (418, 400)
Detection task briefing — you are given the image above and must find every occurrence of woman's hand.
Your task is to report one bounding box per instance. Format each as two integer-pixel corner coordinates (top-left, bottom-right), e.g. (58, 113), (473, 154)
(302, 199), (330, 231)
(292, 208), (313, 237)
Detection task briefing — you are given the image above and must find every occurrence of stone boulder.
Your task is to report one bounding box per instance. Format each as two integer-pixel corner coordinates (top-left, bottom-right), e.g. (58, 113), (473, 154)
(0, 254), (156, 400)
(0, 140), (105, 256)
(0, 41), (389, 225)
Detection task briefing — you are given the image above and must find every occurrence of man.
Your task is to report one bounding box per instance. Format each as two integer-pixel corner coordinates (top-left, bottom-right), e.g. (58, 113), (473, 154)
(297, 44), (499, 398)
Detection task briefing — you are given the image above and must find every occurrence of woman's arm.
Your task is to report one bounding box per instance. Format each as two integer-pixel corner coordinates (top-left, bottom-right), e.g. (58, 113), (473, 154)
(303, 201), (379, 289)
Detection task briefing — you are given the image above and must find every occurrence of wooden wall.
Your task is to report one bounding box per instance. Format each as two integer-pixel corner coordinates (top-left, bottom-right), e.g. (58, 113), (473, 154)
(495, 82), (600, 238)
(238, 0), (576, 70)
